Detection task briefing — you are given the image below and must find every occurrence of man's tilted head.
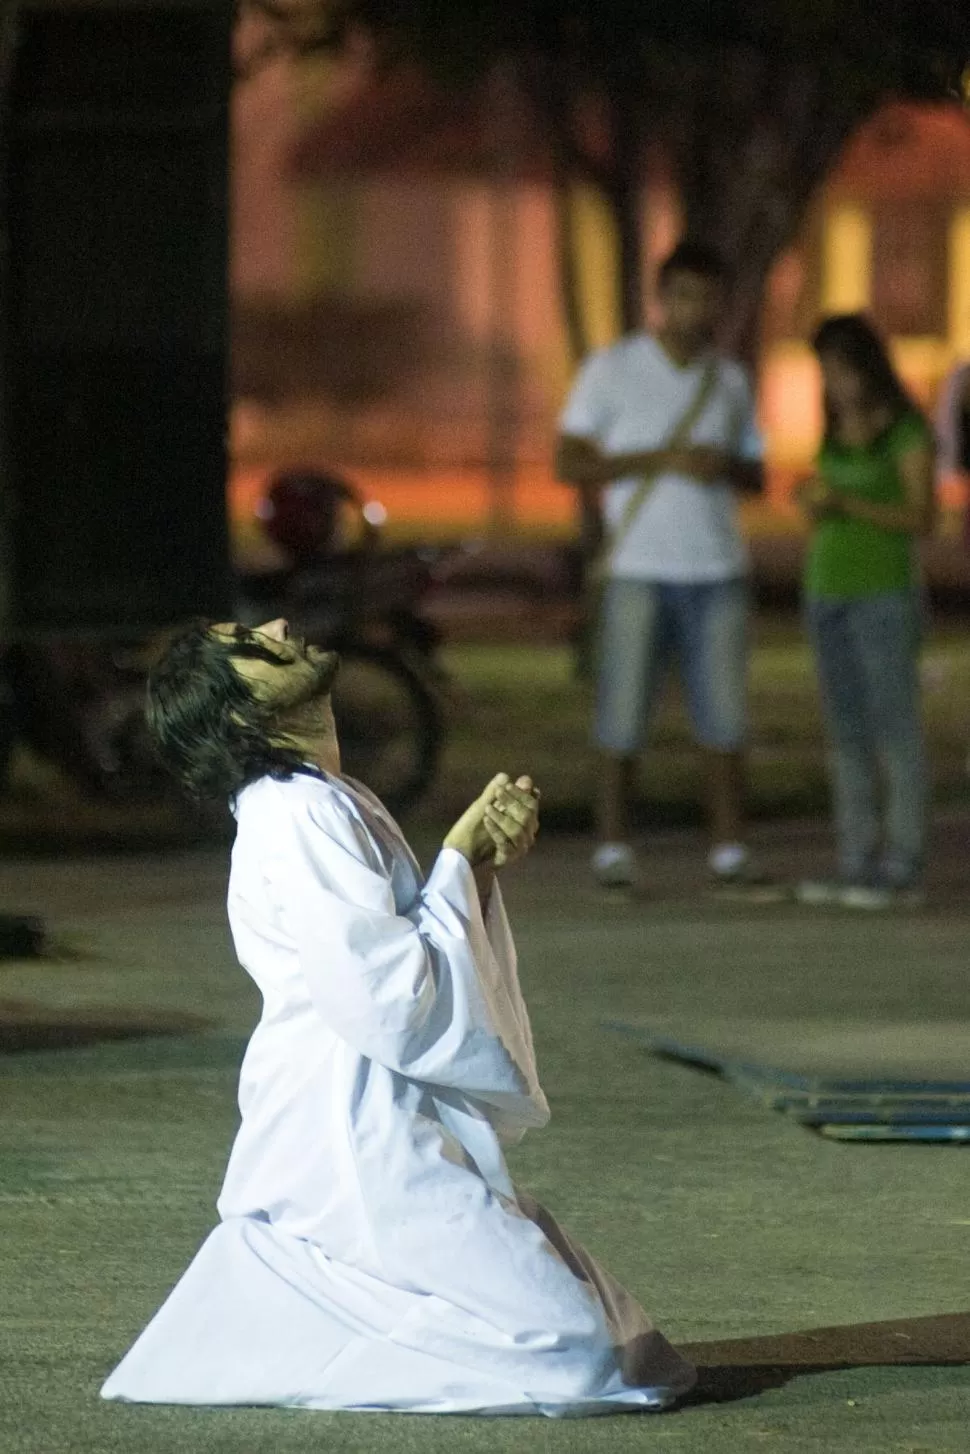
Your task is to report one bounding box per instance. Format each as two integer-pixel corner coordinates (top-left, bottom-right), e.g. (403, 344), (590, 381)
(146, 617), (340, 801)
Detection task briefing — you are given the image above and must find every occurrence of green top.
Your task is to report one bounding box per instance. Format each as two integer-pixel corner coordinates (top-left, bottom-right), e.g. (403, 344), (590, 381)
(805, 411), (932, 598)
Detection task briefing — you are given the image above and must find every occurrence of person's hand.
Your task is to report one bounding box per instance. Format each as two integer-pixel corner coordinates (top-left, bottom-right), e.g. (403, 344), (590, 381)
(664, 446), (730, 482)
(796, 476), (843, 521)
(443, 773), (540, 869)
(483, 775), (540, 868)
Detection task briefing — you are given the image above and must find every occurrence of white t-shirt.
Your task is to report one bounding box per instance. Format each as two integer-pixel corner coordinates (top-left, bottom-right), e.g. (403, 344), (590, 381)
(559, 332), (763, 582)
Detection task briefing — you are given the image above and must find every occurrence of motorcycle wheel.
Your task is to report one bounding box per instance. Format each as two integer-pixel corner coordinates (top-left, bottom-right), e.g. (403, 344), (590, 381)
(331, 645), (441, 818)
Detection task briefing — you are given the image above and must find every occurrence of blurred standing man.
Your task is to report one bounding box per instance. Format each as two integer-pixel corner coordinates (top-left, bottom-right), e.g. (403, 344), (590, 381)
(556, 242), (765, 890)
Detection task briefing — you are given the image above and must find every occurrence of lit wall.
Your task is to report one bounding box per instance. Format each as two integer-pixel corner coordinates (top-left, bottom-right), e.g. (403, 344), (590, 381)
(229, 81), (970, 545)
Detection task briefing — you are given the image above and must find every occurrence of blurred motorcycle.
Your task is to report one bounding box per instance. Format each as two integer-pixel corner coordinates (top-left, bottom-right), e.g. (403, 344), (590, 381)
(0, 471), (448, 819)
(236, 469), (447, 816)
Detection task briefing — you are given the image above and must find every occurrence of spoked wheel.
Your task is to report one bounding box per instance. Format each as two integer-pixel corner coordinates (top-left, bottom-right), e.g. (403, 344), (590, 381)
(331, 645), (441, 818)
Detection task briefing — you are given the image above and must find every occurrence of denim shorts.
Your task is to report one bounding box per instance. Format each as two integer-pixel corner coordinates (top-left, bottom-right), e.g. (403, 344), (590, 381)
(594, 577), (748, 754)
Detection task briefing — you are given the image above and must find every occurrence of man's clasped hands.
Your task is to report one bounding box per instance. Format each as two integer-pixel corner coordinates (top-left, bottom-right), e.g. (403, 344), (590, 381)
(444, 774), (540, 869)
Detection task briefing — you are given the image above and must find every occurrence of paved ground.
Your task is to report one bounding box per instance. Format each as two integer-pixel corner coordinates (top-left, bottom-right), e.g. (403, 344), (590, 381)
(1, 812), (969, 1453)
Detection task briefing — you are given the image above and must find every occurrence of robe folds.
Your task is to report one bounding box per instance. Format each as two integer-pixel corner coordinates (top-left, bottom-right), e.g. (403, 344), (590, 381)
(101, 771), (695, 1416)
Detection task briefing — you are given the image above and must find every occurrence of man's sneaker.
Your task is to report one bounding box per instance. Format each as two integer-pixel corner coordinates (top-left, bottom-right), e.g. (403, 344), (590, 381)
(591, 842), (638, 889)
(708, 847), (784, 903)
(796, 880), (925, 911)
(795, 879), (846, 907)
(838, 882), (893, 911)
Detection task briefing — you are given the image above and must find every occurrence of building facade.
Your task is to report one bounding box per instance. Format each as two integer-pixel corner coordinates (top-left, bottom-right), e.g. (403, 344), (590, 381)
(230, 63), (970, 549)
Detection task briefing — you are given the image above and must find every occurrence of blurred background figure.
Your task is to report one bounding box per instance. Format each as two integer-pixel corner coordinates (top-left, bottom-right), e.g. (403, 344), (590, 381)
(934, 352), (970, 546)
(796, 314), (936, 910)
(555, 242), (765, 893)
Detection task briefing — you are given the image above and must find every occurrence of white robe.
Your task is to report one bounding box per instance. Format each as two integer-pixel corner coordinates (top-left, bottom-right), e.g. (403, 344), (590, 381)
(101, 771), (695, 1416)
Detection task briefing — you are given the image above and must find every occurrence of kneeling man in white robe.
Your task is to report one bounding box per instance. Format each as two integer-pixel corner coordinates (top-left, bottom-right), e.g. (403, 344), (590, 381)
(101, 616), (696, 1416)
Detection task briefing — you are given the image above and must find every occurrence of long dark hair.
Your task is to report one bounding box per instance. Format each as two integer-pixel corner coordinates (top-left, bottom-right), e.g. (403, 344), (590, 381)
(145, 619), (317, 802)
(812, 313), (922, 445)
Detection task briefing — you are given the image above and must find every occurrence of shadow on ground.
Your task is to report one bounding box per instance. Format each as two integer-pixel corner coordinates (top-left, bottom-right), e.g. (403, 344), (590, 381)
(680, 1311), (970, 1406)
(0, 1001), (213, 1052)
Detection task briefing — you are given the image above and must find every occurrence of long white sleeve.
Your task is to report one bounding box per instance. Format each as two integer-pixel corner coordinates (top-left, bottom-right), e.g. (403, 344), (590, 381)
(275, 784), (548, 1129)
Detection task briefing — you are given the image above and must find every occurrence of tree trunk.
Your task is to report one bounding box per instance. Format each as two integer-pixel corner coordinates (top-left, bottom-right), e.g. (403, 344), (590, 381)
(551, 164), (602, 564)
(714, 111), (865, 365)
(607, 81), (645, 334)
(527, 60), (602, 563)
(551, 161), (590, 365)
(673, 53), (873, 365)
(527, 55), (593, 365)
(484, 60), (520, 534)
(609, 174), (643, 333)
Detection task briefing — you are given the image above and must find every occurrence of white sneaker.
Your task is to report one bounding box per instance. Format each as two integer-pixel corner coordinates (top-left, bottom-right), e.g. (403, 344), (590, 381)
(591, 842), (638, 888)
(796, 880), (921, 911)
(838, 883), (893, 911)
(709, 854), (784, 902)
(795, 879), (845, 906)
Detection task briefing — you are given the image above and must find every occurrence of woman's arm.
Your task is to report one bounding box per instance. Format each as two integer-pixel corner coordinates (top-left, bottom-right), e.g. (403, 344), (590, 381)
(805, 442), (937, 536)
(834, 443), (936, 536)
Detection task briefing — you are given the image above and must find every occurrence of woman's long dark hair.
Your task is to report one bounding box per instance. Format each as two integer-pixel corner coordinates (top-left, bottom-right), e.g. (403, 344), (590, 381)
(812, 313), (922, 446)
(145, 620), (317, 802)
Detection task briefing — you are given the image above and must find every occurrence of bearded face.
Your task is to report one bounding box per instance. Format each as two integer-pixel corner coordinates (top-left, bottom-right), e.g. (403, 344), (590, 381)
(211, 621), (340, 721)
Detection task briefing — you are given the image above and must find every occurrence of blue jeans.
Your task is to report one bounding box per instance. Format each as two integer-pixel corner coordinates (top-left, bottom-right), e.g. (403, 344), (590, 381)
(805, 590), (926, 887)
(594, 578), (748, 754)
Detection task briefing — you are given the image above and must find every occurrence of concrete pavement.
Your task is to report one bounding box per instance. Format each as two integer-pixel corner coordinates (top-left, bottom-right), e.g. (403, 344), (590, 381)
(1, 813), (969, 1452)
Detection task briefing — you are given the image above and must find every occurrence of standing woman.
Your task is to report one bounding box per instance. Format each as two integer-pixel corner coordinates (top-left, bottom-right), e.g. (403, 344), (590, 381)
(798, 314), (936, 908)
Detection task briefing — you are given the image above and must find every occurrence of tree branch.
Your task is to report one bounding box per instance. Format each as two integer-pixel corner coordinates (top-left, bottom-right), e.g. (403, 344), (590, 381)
(518, 57), (615, 195)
